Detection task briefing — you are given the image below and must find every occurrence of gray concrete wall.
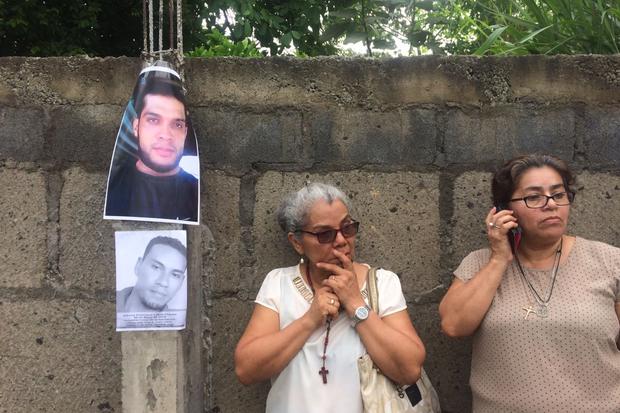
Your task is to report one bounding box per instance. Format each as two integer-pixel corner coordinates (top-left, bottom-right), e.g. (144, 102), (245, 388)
(1, 55), (619, 413)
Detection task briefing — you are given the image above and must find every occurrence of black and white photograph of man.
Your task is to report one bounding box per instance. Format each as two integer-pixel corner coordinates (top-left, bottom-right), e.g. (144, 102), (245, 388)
(116, 230), (187, 331)
(104, 64), (200, 224)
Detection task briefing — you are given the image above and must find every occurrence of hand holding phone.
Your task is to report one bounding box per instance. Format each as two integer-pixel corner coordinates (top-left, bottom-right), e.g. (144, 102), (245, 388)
(494, 204), (521, 252)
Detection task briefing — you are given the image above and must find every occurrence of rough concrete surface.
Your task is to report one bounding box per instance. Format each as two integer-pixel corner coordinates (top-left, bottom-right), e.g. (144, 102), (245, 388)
(210, 298), (267, 413)
(0, 298), (120, 413)
(444, 107), (575, 165)
(59, 167), (115, 290)
(0, 168), (47, 288)
(122, 332), (183, 413)
(569, 172), (620, 246)
(452, 172), (495, 267)
(201, 171), (241, 294)
(581, 106), (620, 165)
(195, 108), (305, 171)
(0, 107), (47, 161)
(0, 57), (142, 106)
(49, 105), (123, 170)
(408, 303), (472, 413)
(307, 108), (437, 167)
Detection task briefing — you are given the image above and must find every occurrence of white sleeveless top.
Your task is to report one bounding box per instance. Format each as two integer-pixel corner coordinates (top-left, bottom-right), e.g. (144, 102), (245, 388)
(255, 264), (407, 413)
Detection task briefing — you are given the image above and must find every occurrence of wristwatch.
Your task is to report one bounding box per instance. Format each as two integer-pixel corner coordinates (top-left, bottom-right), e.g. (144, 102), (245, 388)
(351, 305), (371, 327)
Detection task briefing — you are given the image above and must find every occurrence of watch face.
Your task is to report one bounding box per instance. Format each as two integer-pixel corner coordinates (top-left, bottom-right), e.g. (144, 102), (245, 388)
(356, 306), (369, 320)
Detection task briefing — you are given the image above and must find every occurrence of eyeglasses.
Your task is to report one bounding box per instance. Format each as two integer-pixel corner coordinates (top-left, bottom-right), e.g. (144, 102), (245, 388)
(297, 221), (360, 244)
(510, 191), (575, 209)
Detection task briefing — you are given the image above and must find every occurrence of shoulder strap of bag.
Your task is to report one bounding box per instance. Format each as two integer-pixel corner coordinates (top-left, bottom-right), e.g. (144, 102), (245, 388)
(367, 267), (379, 313)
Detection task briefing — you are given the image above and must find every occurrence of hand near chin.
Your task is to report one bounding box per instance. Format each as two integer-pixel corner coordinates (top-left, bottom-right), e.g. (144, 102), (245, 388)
(317, 250), (364, 316)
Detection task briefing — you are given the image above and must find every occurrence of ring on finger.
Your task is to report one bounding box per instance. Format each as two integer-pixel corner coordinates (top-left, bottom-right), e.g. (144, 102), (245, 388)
(488, 222), (501, 229)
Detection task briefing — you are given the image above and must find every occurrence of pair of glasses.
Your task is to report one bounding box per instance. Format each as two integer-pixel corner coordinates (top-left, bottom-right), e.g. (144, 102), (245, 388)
(510, 191), (575, 209)
(298, 221), (360, 244)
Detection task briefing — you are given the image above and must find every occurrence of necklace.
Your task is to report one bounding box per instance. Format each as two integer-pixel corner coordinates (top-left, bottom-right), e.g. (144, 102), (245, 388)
(516, 237), (563, 319)
(305, 264), (332, 384)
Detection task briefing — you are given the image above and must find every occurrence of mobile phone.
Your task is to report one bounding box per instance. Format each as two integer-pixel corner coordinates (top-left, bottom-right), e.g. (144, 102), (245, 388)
(494, 204), (521, 252)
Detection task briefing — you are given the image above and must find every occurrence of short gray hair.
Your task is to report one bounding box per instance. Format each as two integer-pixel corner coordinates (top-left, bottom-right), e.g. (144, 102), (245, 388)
(276, 182), (352, 235)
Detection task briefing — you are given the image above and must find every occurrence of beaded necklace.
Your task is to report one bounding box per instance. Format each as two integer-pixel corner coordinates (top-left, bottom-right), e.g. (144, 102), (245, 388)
(305, 264), (332, 384)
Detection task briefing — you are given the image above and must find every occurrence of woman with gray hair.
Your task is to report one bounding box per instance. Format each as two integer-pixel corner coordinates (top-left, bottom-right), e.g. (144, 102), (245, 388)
(235, 182), (426, 413)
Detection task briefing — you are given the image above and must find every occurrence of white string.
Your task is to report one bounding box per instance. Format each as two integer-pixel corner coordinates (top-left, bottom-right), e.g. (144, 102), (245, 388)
(177, 0), (183, 57)
(141, 0), (184, 74)
(148, 0), (154, 56)
(158, 0), (163, 59)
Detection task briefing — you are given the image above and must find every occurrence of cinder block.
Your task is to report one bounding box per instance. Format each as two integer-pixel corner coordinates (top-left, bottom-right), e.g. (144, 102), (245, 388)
(445, 108), (575, 164)
(307, 109), (436, 166)
(194, 108), (304, 170)
(451, 172), (494, 272)
(582, 107), (620, 166)
(202, 171), (241, 294)
(509, 55), (620, 104)
(0, 66), (18, 105)
(0, 169), (47, 288)
(408, 303), (472, 413)
(186, 58), (383, 108)
(569, 171), (620, 246)
(253, 171), (441, 297)
(375, 57), (481, 105)
(0, 106), (46, 161)
(210, 297), (268, 413)
(49, 105), (123, 168)
(0, 56), (140, 106)
(59, 167), (115, 290)
(0, 298), (120, 413)
(46, 57), (142, 105)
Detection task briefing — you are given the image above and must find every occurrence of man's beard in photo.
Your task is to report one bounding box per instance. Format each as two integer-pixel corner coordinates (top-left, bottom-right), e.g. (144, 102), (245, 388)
(137, 144), (183, 174)
(140, 295), (167, 311)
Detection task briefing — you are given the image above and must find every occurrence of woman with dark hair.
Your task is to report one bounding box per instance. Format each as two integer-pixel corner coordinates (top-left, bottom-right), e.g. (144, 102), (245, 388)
(439, 154), (620, 412)
(235, 182), (426, 412)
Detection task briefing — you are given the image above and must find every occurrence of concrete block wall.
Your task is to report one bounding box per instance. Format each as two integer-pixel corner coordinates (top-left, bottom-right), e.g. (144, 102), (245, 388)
(1, 55), (619, 413)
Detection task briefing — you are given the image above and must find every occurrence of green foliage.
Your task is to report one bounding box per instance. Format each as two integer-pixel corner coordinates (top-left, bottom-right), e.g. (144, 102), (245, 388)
(1, 0), (618, 57)
(464, 0), (620, 55)
(199, 0), (341, 56)
(0, 0), (205, 57)
(185, 29), (262, 57)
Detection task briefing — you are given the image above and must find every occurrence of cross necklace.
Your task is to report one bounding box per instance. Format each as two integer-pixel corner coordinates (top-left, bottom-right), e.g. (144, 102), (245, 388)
(305, 265), (332, 384)
(517, 237), (563, 320)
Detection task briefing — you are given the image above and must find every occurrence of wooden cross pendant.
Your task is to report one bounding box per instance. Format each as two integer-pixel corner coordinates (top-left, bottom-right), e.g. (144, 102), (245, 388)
(522, 306), (535, 320)
(319, 366), (329, 384)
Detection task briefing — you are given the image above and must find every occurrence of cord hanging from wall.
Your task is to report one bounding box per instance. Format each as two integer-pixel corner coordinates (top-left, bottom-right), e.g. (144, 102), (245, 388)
(142, 0), (184, 73)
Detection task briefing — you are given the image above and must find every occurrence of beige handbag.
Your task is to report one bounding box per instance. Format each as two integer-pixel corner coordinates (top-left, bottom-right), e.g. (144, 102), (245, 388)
(357, 268), (441, 413)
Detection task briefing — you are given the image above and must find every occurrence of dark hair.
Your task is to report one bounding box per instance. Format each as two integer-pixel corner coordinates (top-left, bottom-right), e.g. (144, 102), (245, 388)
(143, 236), (187, 261)
(133, 76), (187, 117)
(492, 154), (575, 206)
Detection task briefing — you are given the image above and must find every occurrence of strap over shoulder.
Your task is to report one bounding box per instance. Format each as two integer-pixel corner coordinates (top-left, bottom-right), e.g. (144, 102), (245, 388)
(367, 267), (379, 313)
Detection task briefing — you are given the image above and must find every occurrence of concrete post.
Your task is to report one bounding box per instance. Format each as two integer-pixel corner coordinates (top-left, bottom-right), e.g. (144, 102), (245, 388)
(122, 332), (186, 412)
(118, 224), (204, 413)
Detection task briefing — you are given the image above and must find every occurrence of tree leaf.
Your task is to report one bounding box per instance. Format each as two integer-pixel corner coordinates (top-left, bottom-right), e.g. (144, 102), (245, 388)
(474, 25), (507, 55)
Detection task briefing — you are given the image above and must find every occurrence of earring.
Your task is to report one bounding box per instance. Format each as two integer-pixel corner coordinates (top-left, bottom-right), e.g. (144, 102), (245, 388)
(299, 256), (305, 264)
